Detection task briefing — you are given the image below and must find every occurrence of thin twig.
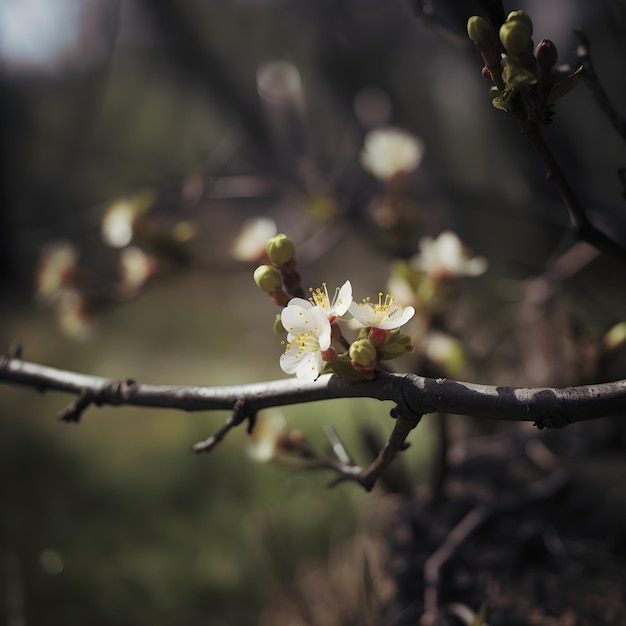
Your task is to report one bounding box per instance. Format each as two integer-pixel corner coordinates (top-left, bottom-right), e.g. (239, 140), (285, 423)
(191, 399), (254, 453)
(353, 408), (421, 491)
(523, 126), (626, 263)
(575, 30), (626, 146)
(323, 424), (354, 465)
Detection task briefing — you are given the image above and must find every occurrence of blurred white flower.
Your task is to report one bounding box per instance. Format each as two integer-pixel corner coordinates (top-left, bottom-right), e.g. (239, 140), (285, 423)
(231, 217), (277, 262)
(423, 331), (466, 376)
(118, 246), (156, 297)
(411, 231), (487, 281)
(100, 191), (154, 248)
(56, 289), (92, 340)
(360, 127), (424, 181)
(101, 199), (137, 248)
(36, 241), (77, 303)
(386, 272), (418, 308)
(246, 411), (288, 463)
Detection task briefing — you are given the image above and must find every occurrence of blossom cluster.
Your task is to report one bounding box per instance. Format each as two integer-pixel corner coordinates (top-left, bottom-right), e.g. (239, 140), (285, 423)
(253, 231), (490, 383)
(279, 280), (415, 381)
(467, 9), (582, 119)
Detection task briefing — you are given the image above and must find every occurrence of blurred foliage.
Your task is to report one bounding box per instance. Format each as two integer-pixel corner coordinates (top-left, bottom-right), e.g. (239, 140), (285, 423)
(1, 0), (626, 624)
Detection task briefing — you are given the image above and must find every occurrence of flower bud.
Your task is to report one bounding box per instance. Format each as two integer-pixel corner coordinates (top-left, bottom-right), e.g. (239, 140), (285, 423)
(266, 233), (295, 266)
(535, 38), (558, 73)
(506, 10), (533, 35)
(499, 20), (532, 55)
(467, 16), (496, 47)
(349, 339), (377, 368)
(254, 264), (282, 293)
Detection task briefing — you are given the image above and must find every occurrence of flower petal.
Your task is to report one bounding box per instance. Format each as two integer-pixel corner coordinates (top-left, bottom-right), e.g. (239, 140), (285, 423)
(286, 297), (312, 310)
(334, 280), (353, 316)
(280, 347), (322, 380)
(281, 303), (329, 340)
(376, 305), (415, 329)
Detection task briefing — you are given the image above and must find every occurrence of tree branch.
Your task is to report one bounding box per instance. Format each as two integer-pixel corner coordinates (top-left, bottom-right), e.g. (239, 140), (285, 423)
(523, 127), (626, 264)
(2, 355), (626, 429)
(575, 30), (626, 147)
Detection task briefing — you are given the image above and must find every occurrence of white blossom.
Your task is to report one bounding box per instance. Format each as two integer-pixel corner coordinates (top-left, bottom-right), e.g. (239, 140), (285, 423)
(349, 292), (415, 330)
(280, 303), (332, 380)
(289, 280), (352, 323)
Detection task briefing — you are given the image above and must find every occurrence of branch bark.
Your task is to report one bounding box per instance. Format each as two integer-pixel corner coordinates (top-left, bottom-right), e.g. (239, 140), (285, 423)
(2, 355), (626, 429)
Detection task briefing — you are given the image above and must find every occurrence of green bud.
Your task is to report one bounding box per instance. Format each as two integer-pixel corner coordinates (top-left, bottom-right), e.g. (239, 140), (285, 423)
(349, 339), (377, 367)
(467, 15), (494, 47)
(506, 10), (533, 35)
(254, 264), (282, 293)
(535, 38), (558, 73)
(266, 233), (295, 266)
(499, 20), (532, 55)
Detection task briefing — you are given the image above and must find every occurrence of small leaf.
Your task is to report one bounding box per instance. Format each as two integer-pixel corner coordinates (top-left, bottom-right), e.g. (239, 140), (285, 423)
(381, 330), (414, 360)
(492, 89), (513, 112)
(547, 65), (583, 104)
(322, 359), (368, 382)
(507, 66), (538, 89)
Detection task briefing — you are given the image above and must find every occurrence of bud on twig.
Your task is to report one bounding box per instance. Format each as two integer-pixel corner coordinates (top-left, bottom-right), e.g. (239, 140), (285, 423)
(499, 20), (532, 55)
(467, 15), (504, 89)
(350, 339), (377, 368)
(266, 233), (295, 266)
(467, 15), (495, 48)
(535, 38), (558, 74)
(506, 10), (533, 35)
(254, 264), (283, 293)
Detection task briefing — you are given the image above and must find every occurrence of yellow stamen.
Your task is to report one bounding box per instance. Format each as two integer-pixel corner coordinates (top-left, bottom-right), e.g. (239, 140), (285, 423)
(309, 282), (330, 309)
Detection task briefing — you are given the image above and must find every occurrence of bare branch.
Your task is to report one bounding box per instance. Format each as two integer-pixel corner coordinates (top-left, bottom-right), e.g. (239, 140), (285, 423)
(3, 355), (626, 430)
(191, 399), (255, 453)
(523, 126), (626, 264)
(352, 408), (421, 491)
(575, 30), (626, 146)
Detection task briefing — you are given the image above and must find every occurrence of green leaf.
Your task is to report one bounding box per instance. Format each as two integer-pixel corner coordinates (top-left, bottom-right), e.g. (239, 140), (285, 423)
(547, 64), (583, 104)
(321, 359), (368, 382)
(507, 66), (538, 89)
(381, 330), (414, 360)
(492, 89), (513, 112)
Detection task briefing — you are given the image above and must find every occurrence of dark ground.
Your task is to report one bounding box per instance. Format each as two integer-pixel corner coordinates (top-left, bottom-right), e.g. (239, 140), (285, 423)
(381, 422), (626, 626)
